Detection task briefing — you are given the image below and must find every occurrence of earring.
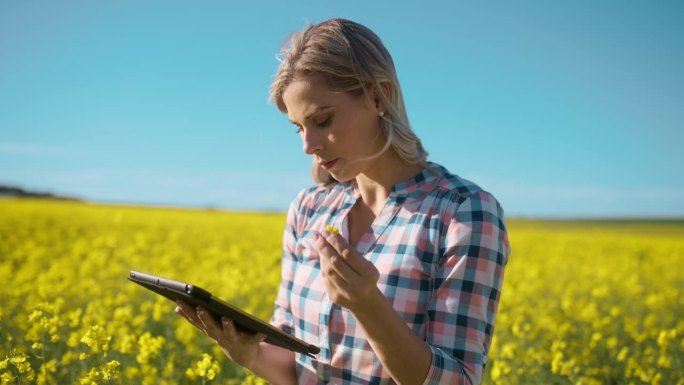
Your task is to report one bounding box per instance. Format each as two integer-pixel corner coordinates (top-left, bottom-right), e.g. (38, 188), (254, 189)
(378, 112), (385, 117)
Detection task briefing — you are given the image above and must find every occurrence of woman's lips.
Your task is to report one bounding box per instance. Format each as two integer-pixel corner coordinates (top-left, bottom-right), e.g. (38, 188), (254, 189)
(320, 158), (338, 171)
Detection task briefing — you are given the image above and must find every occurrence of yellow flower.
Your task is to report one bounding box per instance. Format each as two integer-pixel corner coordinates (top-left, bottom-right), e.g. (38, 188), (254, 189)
(9, 353), (26, 365)
(117, 334), (136, 354)
(79, 367), (100, 385)
(188, 353), (221, 381)
(28, 310), (43, 323)
(136, 332), (165, 365)
(81, 325), (111, 354)
(67, 308), (82, 328)
(325, 224), (340, 234)
(1, 372), (14, 384)
(101, 360), (120, 381)
(657, 329), (677, 348)
(617, 347), (629, 362)
(6, 350), (34, 380)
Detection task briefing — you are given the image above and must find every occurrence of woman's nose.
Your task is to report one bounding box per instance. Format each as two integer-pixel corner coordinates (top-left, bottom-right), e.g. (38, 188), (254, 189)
(301, 129), (323, 155)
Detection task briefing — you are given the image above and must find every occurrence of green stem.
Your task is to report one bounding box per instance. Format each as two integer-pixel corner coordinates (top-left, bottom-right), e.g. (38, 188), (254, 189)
(42, 332), (48, 384)
(95, 339), (108, 384)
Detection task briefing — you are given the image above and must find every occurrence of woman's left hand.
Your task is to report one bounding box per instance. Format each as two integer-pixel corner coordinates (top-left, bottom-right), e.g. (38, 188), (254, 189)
(314, 230), (380, 311)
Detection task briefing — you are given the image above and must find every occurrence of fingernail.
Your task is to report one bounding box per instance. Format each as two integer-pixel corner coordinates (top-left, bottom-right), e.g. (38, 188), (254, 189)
(313, 233), (319, 241)
(322, 230), (331, 237)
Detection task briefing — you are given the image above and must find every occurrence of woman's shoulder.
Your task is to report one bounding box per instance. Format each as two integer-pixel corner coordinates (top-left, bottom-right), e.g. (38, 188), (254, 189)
(288, 181), (347, 213)
(284, 182), (348, 235)
(428, 162), (505, 218)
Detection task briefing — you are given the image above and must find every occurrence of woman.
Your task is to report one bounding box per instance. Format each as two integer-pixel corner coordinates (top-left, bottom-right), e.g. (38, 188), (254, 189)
(176, 18), (510, 385)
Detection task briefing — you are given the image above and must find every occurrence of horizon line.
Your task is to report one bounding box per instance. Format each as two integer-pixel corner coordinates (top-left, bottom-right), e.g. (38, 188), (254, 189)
(2, 195), (684, 222)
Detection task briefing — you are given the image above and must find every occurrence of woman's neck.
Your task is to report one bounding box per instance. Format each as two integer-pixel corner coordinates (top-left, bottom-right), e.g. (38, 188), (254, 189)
(354, 152), (425, 214)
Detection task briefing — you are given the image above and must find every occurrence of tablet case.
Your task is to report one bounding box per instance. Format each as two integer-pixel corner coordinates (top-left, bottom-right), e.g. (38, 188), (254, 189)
(128, 270), (320, 357)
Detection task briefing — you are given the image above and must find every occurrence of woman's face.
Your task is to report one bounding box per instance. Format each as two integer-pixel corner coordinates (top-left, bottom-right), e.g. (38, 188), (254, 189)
(282, 75), (385, 183)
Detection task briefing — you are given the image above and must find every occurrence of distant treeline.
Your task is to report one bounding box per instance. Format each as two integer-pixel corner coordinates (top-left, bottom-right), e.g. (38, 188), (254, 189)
(0, 185), (81, 201)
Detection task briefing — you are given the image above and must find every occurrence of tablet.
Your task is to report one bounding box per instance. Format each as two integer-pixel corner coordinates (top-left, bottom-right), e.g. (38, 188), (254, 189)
(128, 270), (320, 357)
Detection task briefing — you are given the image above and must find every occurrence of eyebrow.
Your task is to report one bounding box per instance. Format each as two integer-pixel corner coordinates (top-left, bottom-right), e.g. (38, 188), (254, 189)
(289, 105), (332, 125)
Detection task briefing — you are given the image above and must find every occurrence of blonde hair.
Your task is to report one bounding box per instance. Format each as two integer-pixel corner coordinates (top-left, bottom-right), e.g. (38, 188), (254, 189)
(270, 18), (428, 184)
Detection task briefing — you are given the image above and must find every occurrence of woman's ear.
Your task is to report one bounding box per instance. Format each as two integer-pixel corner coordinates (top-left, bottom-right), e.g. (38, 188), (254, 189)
(370, 82), (392, 113)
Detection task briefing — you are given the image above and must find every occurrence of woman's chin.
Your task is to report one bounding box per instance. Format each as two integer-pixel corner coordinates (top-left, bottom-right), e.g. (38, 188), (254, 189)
(328, 169), (355, 183)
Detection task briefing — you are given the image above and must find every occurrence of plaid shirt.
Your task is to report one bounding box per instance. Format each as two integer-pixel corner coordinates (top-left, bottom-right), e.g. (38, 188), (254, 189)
(271, 162), (510, 385)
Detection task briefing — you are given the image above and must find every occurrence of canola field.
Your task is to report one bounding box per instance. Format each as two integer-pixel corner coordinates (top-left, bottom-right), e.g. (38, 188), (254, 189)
(1, 198), (682, 385)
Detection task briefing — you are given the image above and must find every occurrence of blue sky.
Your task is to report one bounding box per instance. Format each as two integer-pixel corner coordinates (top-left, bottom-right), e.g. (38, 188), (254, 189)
(1, 1), (682, 217)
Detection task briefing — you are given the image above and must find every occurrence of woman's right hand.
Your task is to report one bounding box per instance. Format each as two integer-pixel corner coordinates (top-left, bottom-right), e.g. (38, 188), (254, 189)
(175, 300), (266, 369)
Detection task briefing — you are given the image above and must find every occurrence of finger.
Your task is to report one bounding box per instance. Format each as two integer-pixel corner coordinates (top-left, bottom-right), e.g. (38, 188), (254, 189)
(325, 273), (355, 299)
(221, 317), (239, 340)
(323, 231), (378, 281)
(324, 261), (356, 287)
(321, 231), (358, 272)
(175, 305), (191, 321)
(222, 317), (266, 345)
(315, 234), (351, 281)
(177, 308), (210, 337)
(196, 307), (222, 337)
(314, 232), (334, 268)
(176, 301), (202, 326)
(317, 242), (359, 288)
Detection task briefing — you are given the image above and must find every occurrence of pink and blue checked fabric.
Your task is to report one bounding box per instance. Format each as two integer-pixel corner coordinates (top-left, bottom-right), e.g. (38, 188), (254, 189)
(271, 162), (511, 385)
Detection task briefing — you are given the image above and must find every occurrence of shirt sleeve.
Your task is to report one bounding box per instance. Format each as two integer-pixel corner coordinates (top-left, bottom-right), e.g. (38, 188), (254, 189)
(422, 191), (511, 385)
(270, 190), (306, 336)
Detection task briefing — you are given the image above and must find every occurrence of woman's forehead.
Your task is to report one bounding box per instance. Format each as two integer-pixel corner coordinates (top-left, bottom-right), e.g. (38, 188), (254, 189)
(283, 77), (349, 122)
(283, 75), (335, 102)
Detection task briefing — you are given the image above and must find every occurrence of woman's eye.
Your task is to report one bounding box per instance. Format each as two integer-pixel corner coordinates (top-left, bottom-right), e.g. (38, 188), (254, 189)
(316, 116), (332, 128)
